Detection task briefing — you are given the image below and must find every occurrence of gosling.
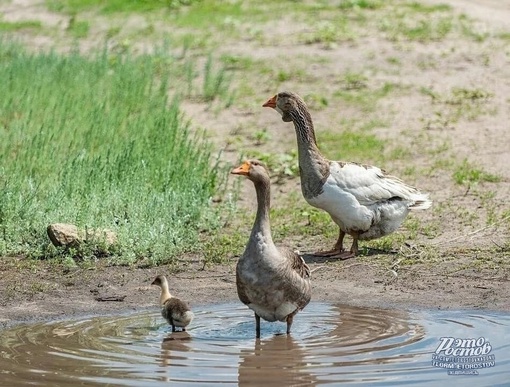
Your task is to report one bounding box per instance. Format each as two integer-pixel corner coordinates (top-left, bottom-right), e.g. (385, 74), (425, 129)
(151, 275), (194, 332)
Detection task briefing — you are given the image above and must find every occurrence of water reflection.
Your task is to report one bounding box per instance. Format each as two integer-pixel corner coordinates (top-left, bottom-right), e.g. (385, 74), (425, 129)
(239, 335), (316, 386)
(160, 331), (193, 363)
(158, 332), (192, 383)
(323, 305), (426, 363)
(0, 303), (508, 386)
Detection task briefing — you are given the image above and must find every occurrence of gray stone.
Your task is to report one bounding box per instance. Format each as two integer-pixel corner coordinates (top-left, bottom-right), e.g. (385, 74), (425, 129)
(47, 223), (117, 249)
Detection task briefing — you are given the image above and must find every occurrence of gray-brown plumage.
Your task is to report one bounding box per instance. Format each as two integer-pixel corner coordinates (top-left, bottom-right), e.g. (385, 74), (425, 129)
(151, 275), (194, 332)
(231, 160), (311, 338)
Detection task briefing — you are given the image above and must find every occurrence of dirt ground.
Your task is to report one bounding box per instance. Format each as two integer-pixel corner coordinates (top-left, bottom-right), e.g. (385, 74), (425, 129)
(1, 248), (509, 329)
(1, 0), (510, 329)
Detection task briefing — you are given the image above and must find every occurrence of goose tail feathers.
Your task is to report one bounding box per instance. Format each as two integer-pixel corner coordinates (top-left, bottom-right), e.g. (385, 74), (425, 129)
(409, 194), (432, 210)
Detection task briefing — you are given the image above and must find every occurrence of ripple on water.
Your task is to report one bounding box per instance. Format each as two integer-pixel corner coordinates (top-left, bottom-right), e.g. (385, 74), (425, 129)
(0, 302), (508, 386)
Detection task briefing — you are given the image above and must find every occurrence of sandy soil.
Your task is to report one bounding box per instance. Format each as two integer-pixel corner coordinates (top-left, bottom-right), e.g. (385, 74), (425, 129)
(1, 0), (510, 328)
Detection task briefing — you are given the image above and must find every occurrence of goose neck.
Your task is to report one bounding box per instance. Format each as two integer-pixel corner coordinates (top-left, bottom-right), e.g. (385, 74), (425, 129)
(289, 108), (324, 164)
(289, 108), (319, 148)
(249, 178), (273, 245)
(159, 282), (172, 306)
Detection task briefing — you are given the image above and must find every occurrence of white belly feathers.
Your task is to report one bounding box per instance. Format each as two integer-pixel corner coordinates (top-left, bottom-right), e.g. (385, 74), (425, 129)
(307, 174), (374, 232)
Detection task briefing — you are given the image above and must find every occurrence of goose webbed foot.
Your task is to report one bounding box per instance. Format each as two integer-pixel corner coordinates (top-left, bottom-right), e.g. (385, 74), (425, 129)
(334, 236), (359, 260)
(335, 251), (356, 260)
(311, 247), (345, 257)
(311, 230), (349, 258)
(314, 232), (358, 260)
(314, 250), (355, 260)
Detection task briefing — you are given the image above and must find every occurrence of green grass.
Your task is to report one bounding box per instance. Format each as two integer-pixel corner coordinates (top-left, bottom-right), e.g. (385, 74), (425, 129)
(67, 16), (89, 38)
(375, 1), (455, 42)
(301, 0), (455, 44)
(220, 54), (257, 71)
(375, 3), (490, 43)
(496, 32), (510, 41)
(201, 229), (245, 267)
(302, 93), (329, 111)
(272, 203), (335, 243)
(421, 86), (494, 122)
(404, 2), (451, 13)
(319, 130), (386, 163)
(0, 20), (43, 32)
(43, 0), (489, 50)
(47, 0), (201, 14)
(338, 0), (384, 10)
(0, 42), (230, 265)
(342, 71), (368, 90)
(446, 88), (493, 104)
(380, 16), (452, 42)
(334, 81), (398, 112)
(245, 150), (300, 180)
(302, 19), (357, 46)
(251, 128), (271, 145)
(171, 1), (246, 29)
(453, 160), (501, 186)
(202, 54), (233, 104)
(458, 14), (490, 42)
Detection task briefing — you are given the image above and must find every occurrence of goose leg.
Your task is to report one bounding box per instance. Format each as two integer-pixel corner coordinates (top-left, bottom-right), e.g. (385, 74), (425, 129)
(255, 313), (261, 338)
(336, 232), (358, 259)
(286, 314), (294, 335)
(312, 230), (345, 257)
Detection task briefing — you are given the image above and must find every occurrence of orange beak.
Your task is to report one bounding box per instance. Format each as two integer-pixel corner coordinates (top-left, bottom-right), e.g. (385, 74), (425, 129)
(231, 160), (251, 176)
(262, 95), (277, 108)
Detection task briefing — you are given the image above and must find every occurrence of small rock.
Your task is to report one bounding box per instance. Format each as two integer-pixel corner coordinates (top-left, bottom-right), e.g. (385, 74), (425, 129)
(47, 223), (117, 248)
(47, 223), (81, 247)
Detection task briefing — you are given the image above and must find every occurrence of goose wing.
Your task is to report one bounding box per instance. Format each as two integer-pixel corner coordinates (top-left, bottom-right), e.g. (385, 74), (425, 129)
(328, 161), (430, 207)
(280, 247), (311, 279)
(236, 268), (252, 305)
(279, 247), (312, 312)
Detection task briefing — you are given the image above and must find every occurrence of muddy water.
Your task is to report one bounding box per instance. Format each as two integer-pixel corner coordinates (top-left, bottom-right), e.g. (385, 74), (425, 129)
(0, 303), (508, 386)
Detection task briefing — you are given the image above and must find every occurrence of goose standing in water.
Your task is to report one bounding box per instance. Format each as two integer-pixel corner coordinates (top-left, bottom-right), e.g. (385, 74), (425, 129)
(232, 160), (311, 338)
(263, 91), (432, 259)
(151, 275), (194, 332)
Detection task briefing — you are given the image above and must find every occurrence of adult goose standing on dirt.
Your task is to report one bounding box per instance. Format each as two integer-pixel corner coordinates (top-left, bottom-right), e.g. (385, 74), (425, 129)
(263, 91), (432, 259)
(231, 160), (311, 338)
(151, 275), (194, 332)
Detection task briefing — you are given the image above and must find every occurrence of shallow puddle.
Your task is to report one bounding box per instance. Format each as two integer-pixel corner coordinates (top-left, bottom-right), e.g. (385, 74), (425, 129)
(0, 303), (508, 386)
